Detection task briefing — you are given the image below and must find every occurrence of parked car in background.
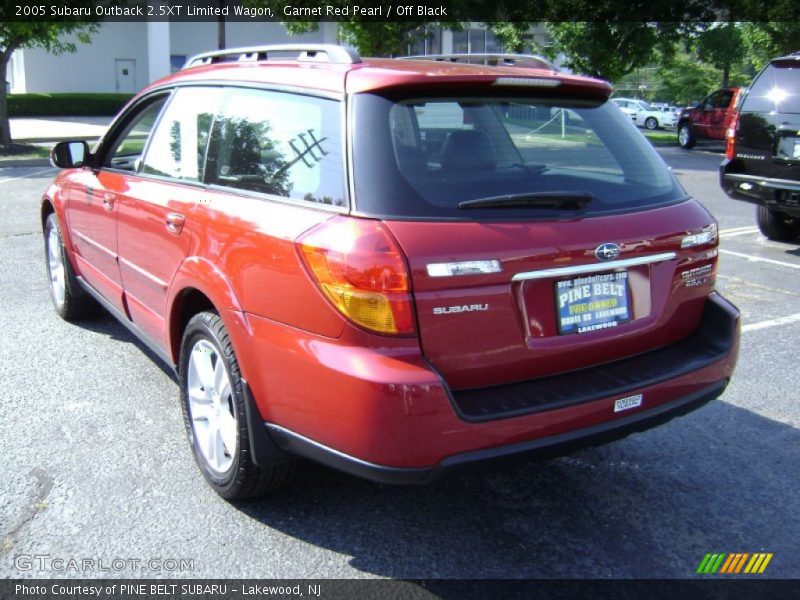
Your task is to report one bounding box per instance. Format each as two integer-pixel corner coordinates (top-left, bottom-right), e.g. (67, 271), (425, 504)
(42, 44), (740, 500)
(659, 105), (682, 120)
(611, 98), (642, 122)
(612, 98), (675, 129)
(677, 87), (742, 149)
(720, 53), (800, 241)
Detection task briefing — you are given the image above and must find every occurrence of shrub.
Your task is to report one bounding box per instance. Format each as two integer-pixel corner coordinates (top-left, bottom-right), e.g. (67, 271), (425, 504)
(8, 93), (134, 117)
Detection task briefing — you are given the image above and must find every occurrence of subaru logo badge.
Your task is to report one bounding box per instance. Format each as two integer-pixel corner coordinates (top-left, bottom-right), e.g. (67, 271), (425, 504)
(595, 243), (621, 261)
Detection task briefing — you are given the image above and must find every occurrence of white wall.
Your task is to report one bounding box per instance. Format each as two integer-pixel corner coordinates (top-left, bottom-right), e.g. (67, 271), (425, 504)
(14, 23), (149, 94)
(11, 21), (338, 94)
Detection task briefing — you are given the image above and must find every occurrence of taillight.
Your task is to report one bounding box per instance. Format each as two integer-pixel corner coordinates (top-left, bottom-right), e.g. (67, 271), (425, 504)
(297, 217), (415, 336)
(725, 112), (739, 160)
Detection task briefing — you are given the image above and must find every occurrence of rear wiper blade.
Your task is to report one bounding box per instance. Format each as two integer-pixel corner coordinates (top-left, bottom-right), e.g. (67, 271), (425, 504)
(458, 191), (594, 210)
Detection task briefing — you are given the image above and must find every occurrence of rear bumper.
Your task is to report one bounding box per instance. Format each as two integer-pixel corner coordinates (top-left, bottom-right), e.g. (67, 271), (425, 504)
(236, 292), (739, 481)
(720, 163), (800, 216)
(266, 379), (728, 484)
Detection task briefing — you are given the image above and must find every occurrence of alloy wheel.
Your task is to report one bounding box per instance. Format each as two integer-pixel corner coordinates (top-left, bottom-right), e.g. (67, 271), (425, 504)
(187, 339), (237, 474)
(47, 226), (66, 308)
(679, 126), (690, 146)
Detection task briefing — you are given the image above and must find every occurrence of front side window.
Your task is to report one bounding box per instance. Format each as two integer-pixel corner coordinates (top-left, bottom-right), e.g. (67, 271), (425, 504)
(141, 87), (224, 182)
(353, 93), (684, 220)
(207, 88), (345, 206)
(702, 91), (720, 110)
(104, 96), (168, 171)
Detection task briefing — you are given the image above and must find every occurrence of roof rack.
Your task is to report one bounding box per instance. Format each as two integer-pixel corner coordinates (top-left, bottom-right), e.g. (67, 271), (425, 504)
(183, 44), (361, 69)
(398, 53), (557, 71)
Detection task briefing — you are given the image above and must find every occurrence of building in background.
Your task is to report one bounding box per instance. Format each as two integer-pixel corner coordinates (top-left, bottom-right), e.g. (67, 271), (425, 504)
(8, 22), (557, 94)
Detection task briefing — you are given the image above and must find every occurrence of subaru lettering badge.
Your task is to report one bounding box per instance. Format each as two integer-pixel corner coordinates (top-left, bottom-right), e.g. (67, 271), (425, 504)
(595, 243), (621, 261)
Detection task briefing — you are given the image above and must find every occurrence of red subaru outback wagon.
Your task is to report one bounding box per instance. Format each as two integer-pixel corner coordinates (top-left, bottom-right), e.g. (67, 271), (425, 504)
(43, 44), (740, 499)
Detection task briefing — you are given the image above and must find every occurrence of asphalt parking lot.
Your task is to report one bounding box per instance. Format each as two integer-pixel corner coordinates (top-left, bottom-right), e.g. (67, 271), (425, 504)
(1, 146), (798, 580)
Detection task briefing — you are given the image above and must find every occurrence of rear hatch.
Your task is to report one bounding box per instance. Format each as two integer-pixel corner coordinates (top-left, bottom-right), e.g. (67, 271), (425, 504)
(386, 203), (716, 390)
(352, 87), (719, 391)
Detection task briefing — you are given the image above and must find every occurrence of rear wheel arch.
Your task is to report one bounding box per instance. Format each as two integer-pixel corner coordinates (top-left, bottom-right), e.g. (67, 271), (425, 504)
(168, 287), (218, 365)
(167, 257), (247, 364)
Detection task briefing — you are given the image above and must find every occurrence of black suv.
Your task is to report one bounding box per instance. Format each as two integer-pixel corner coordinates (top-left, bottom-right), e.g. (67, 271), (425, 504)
(720, 52), (800, 241)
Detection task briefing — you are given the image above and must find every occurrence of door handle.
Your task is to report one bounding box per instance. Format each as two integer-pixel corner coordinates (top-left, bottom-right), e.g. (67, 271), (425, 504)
(165, 213), (185, 235)
(102, 193), (115, 211)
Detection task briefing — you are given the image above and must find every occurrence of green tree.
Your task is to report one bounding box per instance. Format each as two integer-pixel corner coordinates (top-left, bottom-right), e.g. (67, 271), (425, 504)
(486, 22), (540, 53)
(691, 22), (745, 87)
(740, 22), (800, 71)
(0, 21), (98, 147)
(543, 22), (683, 82)
(656, 54), (725, 106)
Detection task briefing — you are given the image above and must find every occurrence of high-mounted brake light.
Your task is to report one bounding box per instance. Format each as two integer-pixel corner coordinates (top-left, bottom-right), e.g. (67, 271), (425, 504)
(297, 217), (415, 336)
(493, 77), (561, 88)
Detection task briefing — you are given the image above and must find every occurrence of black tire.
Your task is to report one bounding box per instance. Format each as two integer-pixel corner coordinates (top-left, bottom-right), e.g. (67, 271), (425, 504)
(44, 213), (95, 321)
(645, 117), (659, 130)
(678, 122), (695, 149)
(756, 206), (800, 242)
(179, 311), (295, 500)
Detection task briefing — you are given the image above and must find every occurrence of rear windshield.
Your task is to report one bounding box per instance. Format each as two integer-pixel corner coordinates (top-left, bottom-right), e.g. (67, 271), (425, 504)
(741, 61), (800, 114)
(352, 93), (685, 220)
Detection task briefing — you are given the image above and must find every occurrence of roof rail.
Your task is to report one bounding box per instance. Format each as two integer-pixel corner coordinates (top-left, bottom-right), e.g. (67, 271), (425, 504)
(398, 53), (557, 71)
(183, 44), (361, 69)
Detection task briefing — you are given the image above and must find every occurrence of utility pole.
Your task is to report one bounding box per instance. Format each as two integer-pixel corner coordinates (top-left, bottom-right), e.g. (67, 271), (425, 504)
(217, 0), (226, 49)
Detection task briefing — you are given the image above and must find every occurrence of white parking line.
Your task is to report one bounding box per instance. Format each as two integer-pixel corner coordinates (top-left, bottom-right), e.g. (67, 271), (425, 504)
(742, 313), (800, 333)
(0, 168), (55, 185)
(719, 249), (800, 270)
(719, 226), (759, 235)
(719, 227), (760, 238)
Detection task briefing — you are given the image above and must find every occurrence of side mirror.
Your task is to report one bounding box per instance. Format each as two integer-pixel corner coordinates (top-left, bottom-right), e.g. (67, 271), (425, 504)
(50, 141), (91, 169)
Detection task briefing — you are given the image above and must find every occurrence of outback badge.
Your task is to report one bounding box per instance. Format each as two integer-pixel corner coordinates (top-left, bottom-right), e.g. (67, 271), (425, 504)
(595, 243), (621, 261)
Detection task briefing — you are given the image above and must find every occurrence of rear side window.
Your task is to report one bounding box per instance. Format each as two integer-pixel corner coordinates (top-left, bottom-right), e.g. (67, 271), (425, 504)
(207, 88), (345, 207)
(741, 61), (800, 114)
(353, 93), (684, 220)
(142, 87), (224, 182)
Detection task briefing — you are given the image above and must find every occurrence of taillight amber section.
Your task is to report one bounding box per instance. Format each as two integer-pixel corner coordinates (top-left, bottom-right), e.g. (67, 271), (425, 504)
(297, 217), (415, 335)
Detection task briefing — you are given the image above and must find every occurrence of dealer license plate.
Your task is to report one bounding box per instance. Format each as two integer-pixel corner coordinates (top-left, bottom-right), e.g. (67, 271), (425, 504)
(555, 271), (631, 335)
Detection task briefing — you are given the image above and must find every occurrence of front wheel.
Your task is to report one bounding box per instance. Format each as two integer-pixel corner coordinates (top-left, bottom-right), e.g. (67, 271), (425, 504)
(44, 213), (95, 321)
(179, 311), (294, 500)
(645, 117), (659, 130)
(678, 123), (695, 149)
(756, 206), (800, 242)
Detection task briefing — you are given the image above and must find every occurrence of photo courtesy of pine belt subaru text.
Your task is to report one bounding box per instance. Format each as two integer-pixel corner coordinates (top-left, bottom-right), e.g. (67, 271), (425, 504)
(42, 44), (740, 500)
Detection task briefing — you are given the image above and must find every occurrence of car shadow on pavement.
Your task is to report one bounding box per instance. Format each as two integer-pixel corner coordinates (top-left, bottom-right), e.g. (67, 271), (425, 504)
(234, 400), (799, 578)
(784, 245), (800, 257)
(72, 310), (178, 383)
